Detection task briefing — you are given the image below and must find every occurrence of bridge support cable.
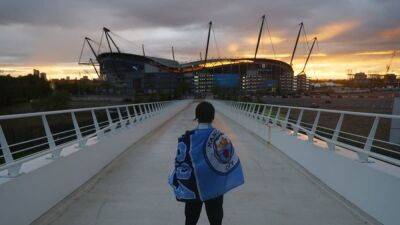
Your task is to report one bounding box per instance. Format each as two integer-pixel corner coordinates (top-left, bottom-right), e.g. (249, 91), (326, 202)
(265, 15), (277, 60)
(301, 24), (311, 52)
(211, 25), (221, 59)
(103, 27), (121, 54)
(78, 40), (86, 64)
(300, 37), (317, 75)
(172, 46), (175, 61)
(204, 21), (212, 66)
(97, 31), (104, 55)
(254, 14), (265, 59)
(290, 22), (304, 67)
(82, 37), (99, 61)
(89, 58), (101, 79)
(386, 50), (397, 74)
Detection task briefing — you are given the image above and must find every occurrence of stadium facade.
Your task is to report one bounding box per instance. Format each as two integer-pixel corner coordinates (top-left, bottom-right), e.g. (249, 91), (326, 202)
(97, 53), (294, 96)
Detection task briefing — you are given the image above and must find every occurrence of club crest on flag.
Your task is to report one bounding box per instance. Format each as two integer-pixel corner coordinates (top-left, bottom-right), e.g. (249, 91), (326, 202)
(205, 129), (239, 174)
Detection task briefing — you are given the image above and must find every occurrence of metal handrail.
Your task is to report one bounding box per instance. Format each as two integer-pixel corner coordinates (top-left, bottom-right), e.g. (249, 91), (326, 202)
(0, 100), (176, 177)
(217, 100), (400, 167)
(239, 101), (400, 119)
(0, 101), (167, 120)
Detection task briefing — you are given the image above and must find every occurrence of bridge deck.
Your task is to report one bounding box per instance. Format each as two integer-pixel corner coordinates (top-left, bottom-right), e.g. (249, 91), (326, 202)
(33, 103), (372, 225)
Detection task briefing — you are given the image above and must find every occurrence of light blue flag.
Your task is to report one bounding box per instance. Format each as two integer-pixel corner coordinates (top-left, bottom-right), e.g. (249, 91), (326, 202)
(189, 128), (244, 201)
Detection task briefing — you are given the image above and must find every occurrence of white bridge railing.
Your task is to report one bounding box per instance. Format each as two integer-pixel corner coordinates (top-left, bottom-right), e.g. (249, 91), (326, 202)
(216, 101), (400, 166)
(0, 101), (176, 177)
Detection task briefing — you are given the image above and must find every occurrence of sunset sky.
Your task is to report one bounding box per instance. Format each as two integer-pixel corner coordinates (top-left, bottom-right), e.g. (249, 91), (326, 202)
(0, 0), (399, 79)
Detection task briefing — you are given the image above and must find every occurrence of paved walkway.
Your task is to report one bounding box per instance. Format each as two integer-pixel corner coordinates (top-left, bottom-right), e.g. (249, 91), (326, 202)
(33, 103), (373, 225)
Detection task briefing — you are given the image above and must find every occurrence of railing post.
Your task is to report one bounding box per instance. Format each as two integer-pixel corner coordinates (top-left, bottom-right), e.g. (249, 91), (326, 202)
(250, 104), (256, 118)
(150, 103), (154, 116)
(138, 105), (144, 121)
(273, 107), (281, 126)
(266, 106), (273, 124)
(267, 124), (272, 144)
(261, 105), (267, 121)
(42, 115), (59, 158)
(239, 102), (244, 112)
(245, 103), (250, 114)
(293, 109), (304, 136)
(249, 104), (255, 117)
(328, 113), (344, 151)
(359, 116), (380, 162)
(283, 108), (291, 129)
(243, 103), (249, 115)
(256, 105), (262, 120)
(144, 104), (149, 119)
(91, 109), (102, 138)
(150, 103), (156, 116)
(308, 111), (320, 143)
(247, 104), (253, 117)
(106, 108), (114, 132)
(116, 107), (123, 129)
(126, 106), (132, 126)
(71, 112), (85, 147)
(0, 125), (21, 177)
(132, 105), (138, 123)
(251, 104), (257, 118)
(147, 104), (152, 117)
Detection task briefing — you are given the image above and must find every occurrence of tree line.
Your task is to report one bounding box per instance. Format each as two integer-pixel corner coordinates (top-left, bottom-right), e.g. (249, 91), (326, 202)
(0, 75), (52, 106)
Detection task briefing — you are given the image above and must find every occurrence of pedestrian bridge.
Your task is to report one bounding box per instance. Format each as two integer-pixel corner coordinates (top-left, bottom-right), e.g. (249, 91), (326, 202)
(0, 100), (399, 225)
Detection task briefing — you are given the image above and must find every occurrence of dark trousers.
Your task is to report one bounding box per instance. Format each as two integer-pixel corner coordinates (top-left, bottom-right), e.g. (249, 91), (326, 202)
(185, 196), (223, 225)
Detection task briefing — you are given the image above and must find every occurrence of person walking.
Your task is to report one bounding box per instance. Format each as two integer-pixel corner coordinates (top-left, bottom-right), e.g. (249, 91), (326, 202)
(168, 101), (244, 225)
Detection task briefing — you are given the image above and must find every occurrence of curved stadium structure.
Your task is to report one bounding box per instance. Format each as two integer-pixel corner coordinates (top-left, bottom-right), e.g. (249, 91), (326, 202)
(97, 52), (294, 96)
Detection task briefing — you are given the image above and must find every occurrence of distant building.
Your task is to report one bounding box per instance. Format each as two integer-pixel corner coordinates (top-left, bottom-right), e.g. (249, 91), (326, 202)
(354, 72), (367, 80)
(33, 69), (40, 77)
(82, 76), (89, 80)
(39, 72), (47, 80)
(352, 72), (369, 85)
(384, 74), (397, 86)
(294, 74), (310, 92)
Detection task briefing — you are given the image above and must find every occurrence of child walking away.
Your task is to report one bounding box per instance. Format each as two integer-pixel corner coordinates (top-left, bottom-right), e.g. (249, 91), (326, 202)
(168, 101), (245, 225)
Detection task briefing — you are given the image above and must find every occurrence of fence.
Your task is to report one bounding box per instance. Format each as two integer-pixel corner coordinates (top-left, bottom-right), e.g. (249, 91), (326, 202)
(217, 101), (400, 166)
(0, 101), (175, 177)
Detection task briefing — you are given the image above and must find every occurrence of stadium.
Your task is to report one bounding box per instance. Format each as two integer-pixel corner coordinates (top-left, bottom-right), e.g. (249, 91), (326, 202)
(80, 17), (312, 97)
(96, 53), (294, 96)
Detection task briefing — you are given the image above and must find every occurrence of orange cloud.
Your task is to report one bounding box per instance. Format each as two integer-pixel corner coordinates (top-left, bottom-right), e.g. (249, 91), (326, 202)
(380, 27), (400, 39)
(354, 50), (395, 56)
(0, 64), (97, 80)
(227, 43), (239, 53)
(244, 36), (285, 45)
(310, 21), (359, 41)
(242, 53), (291, 59)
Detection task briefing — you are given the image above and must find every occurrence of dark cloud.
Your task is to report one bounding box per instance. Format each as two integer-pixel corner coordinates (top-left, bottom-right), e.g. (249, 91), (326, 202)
(0, 0), (399, 65)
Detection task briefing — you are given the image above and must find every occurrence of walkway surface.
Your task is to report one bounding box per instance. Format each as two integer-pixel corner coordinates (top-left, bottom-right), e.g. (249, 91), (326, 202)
(33, 103), (373, 225)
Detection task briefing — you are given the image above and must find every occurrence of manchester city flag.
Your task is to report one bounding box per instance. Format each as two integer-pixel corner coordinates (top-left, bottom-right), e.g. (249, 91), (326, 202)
(169, 126), (244, 202)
